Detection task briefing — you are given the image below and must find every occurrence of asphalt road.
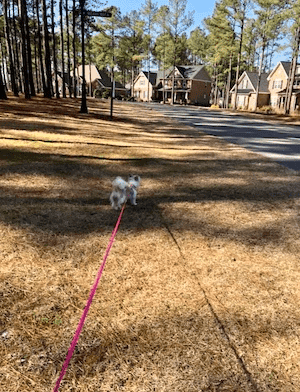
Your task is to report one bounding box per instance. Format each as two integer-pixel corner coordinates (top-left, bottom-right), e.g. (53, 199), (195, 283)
(149, 103), (300, 171)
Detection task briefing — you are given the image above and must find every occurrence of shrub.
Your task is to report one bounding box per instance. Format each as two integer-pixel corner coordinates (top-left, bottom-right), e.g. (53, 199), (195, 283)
(259, 105), (273, 114)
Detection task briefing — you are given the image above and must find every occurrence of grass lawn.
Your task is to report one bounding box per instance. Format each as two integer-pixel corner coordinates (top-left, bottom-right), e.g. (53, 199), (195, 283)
(0, 96), (299, 391)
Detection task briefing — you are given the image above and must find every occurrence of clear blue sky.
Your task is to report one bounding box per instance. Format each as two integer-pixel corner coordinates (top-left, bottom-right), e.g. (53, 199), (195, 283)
(106, 0), (216, 32)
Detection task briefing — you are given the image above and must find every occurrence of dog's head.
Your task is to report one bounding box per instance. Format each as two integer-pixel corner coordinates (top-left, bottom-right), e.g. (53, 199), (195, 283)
(128, 174), (140, 187)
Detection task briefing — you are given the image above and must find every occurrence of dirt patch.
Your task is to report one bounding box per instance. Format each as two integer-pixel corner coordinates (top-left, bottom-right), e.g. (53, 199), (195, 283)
(0, 96), (299, 391)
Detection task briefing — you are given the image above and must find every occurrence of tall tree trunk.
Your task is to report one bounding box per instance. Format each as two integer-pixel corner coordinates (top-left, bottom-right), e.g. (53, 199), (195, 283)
(72, 0), (77, 98)
(35, 0), (47, 96)
(284, 25), (300, 115)
(60, 0), (66, 98)
(12, 0), (22, 92)
(233, 13), (245, 110)
(0, 64), (8, 99)
(51, 0), (59, 98)
(33, 1), (41, 92)
(18, 0), (31, 98)
(225, 54), (232, 109)
(66, 0), (72, 97)
(0, 39), (8, 92)
(3, 0), (19, 96)
(254, 40), (266, 112)
(24, 0), (36, 96)
(42, 0), (52, 98)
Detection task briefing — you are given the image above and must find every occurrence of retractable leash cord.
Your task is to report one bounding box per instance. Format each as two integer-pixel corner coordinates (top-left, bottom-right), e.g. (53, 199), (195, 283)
(53, 203), (126, 392)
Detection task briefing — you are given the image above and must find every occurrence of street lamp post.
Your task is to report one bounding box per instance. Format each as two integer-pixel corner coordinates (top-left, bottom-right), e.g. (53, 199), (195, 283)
(79, 7), (112, 114)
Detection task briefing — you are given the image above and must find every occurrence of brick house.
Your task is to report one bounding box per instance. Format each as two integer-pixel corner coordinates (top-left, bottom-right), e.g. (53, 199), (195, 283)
(230, 71), (269, 110)
(154, 65), (212, 105)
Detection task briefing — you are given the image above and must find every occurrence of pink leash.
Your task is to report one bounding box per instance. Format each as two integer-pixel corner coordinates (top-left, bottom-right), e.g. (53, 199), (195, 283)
(53, 204), (126, 392)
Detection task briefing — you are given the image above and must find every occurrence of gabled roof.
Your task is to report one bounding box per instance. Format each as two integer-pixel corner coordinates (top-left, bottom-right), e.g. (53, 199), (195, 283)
(166, 65), (211, 82)
(177, 65), (211, 81)
(142, 71), (159, 86)
(158, 65), (211, 82)
(267, 61), (291, 80)
(76, 65), (101, 83)
(75, 65), (125, 89)
(247, 72), (269, 93)
(134, 71), (158, 86)
(231, 71), (269, 94)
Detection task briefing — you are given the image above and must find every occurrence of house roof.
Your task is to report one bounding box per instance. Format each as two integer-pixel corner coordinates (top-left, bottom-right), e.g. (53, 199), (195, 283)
(154, 65), (211, 83)
(230, 71), (269, 94)
(247, 72), (269, 93)
(171, 65), (211, 81)
(177, 65), (210, 81)
(76, 65), (101, 83)
(277, 88), (300, 96)
(267, 61), (291, 80)
(134, 71), (158, 87)
(75, 65), (125, 89)
(142, 71), (159, 86)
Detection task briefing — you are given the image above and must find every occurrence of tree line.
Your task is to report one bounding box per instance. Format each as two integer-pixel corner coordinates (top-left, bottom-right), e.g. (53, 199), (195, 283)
(0, 0), (300, 113)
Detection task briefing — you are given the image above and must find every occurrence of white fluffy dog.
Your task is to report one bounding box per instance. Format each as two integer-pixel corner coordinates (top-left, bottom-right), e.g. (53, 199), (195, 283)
(110, 175), (141, 210)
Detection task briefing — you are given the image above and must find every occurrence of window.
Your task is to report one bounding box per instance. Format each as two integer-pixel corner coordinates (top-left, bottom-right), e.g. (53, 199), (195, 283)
(272, 79), (283, 89)
(140, 80), (145, 86)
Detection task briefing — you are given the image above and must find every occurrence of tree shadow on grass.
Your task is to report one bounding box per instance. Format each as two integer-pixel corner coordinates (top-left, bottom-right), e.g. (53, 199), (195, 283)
(0, 145), (299, 251)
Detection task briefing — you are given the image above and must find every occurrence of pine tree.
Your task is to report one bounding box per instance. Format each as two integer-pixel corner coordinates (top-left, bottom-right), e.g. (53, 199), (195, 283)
(284, 0), (300, 114)
(119, 10), (147, 97)
(187, 28), (208, 65)
(223, 0), (252, 109)
(18, 0), (31, 98)
(141, 0), (158, 101)
(204, 1), (236, 106)
(253, 0), (288, 111)
(42, 0), (53, 97)
(165, 0), (194, 104)
(3, 0), (19, 96)
(51, 0), (60, 98)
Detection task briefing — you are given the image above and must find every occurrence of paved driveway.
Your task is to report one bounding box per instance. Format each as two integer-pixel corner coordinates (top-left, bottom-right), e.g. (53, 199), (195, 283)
(150, 104), (300, 171)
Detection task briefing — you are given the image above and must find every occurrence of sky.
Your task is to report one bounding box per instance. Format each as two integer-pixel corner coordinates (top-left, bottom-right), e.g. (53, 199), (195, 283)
(105, 0), (216, 33)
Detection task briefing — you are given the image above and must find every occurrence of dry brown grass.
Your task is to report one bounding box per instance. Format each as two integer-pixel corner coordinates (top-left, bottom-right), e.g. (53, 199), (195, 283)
(0, 95), (299, 391)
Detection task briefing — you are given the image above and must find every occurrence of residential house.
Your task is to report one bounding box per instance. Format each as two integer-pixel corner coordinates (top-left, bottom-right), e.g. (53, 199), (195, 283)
(267, 61), (300, 113)
(55, 71), (72, 96)
(133, 71), (158, 101)
(75, 65), (127, 98)
(154, 65), (212, 105)
(230, 71), (270, 110)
